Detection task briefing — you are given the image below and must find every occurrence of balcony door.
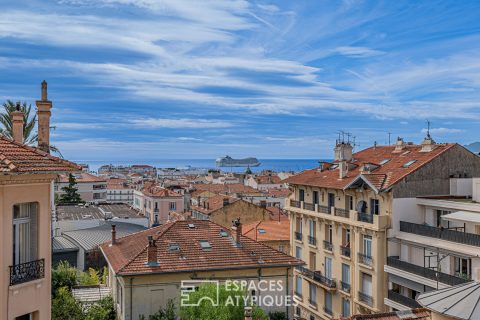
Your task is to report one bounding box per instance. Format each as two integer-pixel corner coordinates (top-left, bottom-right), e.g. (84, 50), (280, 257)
(325, 257), (332, 279)
(363, 235), (372, 257)
(362, 273), (372, 296)
(328, 193), (335, 209)
(13, 203), (38, 265)
(342, 263), (350, 285)
(313, 191), (319, 205)
(299, 189), (305, 202)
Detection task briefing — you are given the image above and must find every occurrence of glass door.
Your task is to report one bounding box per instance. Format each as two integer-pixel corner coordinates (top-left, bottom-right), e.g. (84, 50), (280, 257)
(325, 257), (332, 279)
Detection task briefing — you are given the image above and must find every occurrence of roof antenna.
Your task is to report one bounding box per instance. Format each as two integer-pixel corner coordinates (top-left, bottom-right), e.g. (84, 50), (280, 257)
(426, 120), (431, 139)
(388, 132), (392, 145)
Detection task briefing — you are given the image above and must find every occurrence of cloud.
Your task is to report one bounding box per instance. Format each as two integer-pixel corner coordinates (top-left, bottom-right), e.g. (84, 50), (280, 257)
(334, 46), (385, 58)
(175, 137), (203, 141)
(421, 127), (464, 134)
(129, 118), (235, 128)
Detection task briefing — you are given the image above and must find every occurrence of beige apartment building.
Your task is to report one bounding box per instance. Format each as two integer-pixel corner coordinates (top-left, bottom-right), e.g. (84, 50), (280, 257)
(0, 82), (79, 320)
(285, 136), (480, 320)
(55, 172), (107, 203)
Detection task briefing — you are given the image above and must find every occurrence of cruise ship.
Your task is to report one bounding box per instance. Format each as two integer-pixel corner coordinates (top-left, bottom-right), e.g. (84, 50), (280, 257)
(215, 156), (261, 167)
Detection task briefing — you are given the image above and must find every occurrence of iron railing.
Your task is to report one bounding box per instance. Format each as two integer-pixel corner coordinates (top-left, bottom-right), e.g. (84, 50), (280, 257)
(304, 202), (315, 211)
(9, 259), (45, 286)
(340, 281), (351, 293)
(290, 199), (301, 208)
(340, 245), (351, 257)
(387, 290), (421, 309)
(358, 291), (373, 306)
(400, 221), (480, 247)
(318, 205), (330, 214)
(323, 240), (333, 251)
(308, 235), (317, 246)
(358, 253), (373, 266)
(335, 208), (350, 218)
(296, 266), (336, 289)
(387, 256), (469, 286)
(324, 306), (333, 315)
(358, 212), (374, 223)
(295, 231), (303, 241)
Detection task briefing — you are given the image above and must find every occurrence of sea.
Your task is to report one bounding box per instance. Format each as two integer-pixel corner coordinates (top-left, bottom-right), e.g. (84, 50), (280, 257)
(78, 159), (327, 174)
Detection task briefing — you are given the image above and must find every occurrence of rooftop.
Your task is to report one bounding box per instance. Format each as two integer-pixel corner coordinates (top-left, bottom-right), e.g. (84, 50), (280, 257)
(58, 172), (106, 183)
(242, 220), (290, 242)
(56, 203), (143, 221)
(190, 195), (239, 214)
(343, 308), (431, 320)
(100, 220), (303, 276)
(193, 183), (259, 195)
(141, 182), (182, 197)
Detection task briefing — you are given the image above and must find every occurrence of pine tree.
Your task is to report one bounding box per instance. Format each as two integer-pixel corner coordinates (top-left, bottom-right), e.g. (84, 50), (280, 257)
(59, 174), (83, 204)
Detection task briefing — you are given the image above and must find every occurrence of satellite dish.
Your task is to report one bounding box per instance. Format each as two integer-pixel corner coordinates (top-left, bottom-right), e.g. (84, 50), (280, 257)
(356, 200), (367, 213)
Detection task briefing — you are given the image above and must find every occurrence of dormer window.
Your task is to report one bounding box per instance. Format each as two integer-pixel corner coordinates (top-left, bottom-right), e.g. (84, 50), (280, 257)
(402, 160), (417, 168)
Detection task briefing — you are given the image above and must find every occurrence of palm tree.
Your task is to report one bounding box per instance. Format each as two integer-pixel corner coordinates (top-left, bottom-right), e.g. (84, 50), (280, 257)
(0, 100), (63, 157)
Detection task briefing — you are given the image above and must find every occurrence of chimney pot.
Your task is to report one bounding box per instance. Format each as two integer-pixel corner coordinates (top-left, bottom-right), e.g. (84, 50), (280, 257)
(11, 103), (24, 143)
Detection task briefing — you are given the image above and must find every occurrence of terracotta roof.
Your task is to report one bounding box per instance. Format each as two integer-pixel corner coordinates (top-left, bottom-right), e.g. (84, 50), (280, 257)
(343, 308), (431, 320)
(191, 195), (239, 215)
(131, 165), (154, 168)
(242, 220), (290, 242)
(264, 188), (291, 198)
(193, 183), (258, 194)
(266, 207), (289, 221)
(0, 136), (80, 173)
(254, 174), (282, 185)
(100, 220), (303, 276)
(107, 178), (129, 189)
(141, 182), (182, 198)
(286, 144), (457, 192)
(58, 172), (106, 183)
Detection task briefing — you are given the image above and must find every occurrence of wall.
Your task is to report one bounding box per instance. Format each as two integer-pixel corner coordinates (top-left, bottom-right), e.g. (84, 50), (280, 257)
(209, 200), (270, 228)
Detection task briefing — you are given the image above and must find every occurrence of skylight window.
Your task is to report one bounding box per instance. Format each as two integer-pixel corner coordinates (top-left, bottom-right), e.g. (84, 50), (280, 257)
(219, 230), (228, 237)
(188, 223), (195, 229)
(330, 164), (339, 169)
(379, 159), (390, 165)
(168, 243), (180, 251)
(258, 228), (266, 234)
(199, 240), (212, 250)
(402, 160), (417, 168)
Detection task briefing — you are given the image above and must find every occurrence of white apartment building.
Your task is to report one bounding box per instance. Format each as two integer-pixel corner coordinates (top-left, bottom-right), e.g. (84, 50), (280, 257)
(56, 172), (107, 203)
(106, 178), (134, 205)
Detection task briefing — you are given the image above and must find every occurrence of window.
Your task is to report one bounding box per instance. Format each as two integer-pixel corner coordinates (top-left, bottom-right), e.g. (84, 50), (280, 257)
(454, 257), (471, 279)
(309, 252), (316, 270)
(295, 276), (302, 296)
(295, 246), (302, 259)
(342, 298), (350, 317)
(13, 203), (38, 265)
(402, 160), (417, 168)
(363, 235), (372, 257)
(199, 240), (212, 250)
(309, 219), (316, 237)
(278, 245), (285, 253)
(299, 189), (305, 202)
(326, 224), (333, 242)
(309, 283), (317, 305)
(296, 217), (302, 233)
(328, 193), (335, 209)
(370, 198), (379, 215)
(342, 264), (350, 285)
(362, 273), (372, 296)
(346, 195), (353, 210)
(325, 291), (332, 313)
(313, 191), (319, 204)
(258, 228), (266, 234)
(169, 202), (176, 211)
(325, 257), (332, 279)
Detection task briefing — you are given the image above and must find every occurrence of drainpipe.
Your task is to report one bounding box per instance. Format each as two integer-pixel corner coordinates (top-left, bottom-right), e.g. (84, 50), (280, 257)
(130, 277), (134, 320)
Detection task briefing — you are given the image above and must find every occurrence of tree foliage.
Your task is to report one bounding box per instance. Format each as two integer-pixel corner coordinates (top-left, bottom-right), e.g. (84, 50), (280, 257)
(139, 300), (176, 320)
(85, 295), (116, 320)
(180, 283), (268, 320)
(52, 260), (78, 294)
(52, 287), (84, 320)
(59, 173), (83, 204)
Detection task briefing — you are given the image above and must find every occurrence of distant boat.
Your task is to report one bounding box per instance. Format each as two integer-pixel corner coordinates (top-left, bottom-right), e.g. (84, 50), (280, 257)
(216, 156), (261, 167)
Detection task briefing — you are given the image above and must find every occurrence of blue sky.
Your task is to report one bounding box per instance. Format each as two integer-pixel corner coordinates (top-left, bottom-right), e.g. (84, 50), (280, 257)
(1, 0), (480, 161)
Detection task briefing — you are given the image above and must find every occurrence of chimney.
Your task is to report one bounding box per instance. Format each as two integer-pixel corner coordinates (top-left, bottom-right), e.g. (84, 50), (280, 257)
(393, 137), (406, 153)
(244, 306), (253, 320)
(334, 141), (353, 162)
(146, 235), (159, 266)
(111, 224), (116, 245)
(260, 200), (267, 208)
(339, 161), (348, 179)
(223, 197), (229, 207)
(36, 80), (52, 153)
(232, 218), (242, 246)
(420, 134), (436, 152)
(11, 102), (24, 143)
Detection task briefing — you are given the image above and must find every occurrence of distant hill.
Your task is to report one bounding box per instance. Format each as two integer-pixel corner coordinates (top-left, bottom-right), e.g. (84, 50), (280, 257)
(465, 142), (480, 153)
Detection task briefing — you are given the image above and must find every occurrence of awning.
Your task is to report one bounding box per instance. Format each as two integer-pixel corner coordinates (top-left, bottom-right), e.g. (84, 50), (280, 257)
(442, 211), (480, 225)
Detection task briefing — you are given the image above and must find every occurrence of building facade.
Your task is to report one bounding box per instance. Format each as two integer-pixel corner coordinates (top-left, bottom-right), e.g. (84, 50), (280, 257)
(55, 172), (107, 203)
(106, 178), (134, 204)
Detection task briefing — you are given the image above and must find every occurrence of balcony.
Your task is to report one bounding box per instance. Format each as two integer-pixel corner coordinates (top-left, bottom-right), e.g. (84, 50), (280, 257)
(335, 207), (350, 218)
(324, 306), (333, 316)
(386, 256), (469, 286)
(308, 298), (317, 307)
(290, 199), (301, 208)
(296, 266), (337, 289)
(323, 240), (333, 251)
(304, 202), (315, 211)
(387, 290), (421, 309)
(340, 281), (351, 293)
(340, 245), (351, 258)
(400, 221), (480, 247)
(295, 231), (303, 241)
(358, 253), (373, 267)
(358, 291), (373, 306)
(308, 235), (317, 246)
(9, 259), (45, 286)
(358, 212), (374, 223)
(318, 205), (330, 214)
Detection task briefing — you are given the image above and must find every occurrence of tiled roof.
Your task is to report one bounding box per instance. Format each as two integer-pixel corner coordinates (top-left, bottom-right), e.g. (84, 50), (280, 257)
(242, 220), (290, 242)
(190, 195), (239, 214)
(141, 182), (182, 197)
(343, 308), (431, 320)
(264, 188), (291, 198)
(100, 220), (302, 276)
(58, 172), (106, 183)
(106, 178), (129, 189)
(193, 183), (258, 194)
(286, 143), (456, 191)
(254, 175), (282, 185)
(0, 136), (80, 173)
(265, 207), (289, 221)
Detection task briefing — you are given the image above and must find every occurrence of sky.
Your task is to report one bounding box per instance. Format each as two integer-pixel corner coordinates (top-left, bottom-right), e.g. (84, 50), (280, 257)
(1, 0), (480, 161)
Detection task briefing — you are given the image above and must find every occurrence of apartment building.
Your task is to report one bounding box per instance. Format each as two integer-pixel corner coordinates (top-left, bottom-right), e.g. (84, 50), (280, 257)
(55, 172), (107, 202)
(106, 178), (134, 204)
(100, 219), (302, 320)
(285, 136), (480, 320)
(0, 81), (80, 320)
(133, 182), (184, 226)
(245, 172), (285, 190)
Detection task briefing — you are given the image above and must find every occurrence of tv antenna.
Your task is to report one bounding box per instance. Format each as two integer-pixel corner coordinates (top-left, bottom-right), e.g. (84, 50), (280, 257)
(388, 132), (392, 145)
(426, 120), (431, 138)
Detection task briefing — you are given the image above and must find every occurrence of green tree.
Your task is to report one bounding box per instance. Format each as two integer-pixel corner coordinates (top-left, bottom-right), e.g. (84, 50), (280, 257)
(180, 283), (268, 320)
(59, 173), (83, 204)
(52, 261), (78, 294)
(78, 268), (101, 286)
(268, 311), (287, 320)
(85, 295), (116, 320)
(139, 300), (175, 320)
(52, 287), (83, 320)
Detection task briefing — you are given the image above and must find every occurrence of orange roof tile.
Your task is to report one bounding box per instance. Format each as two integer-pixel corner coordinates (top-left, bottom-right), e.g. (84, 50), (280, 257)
(100, 220), (302, 276)
(0, 136), (80, 173)
(194, 183), (258, 194)
(343, 308), (430, 320)
(242, 220), (290, 242)
(58, 172), (106, 183)
(190, 195), (239, 215)
(141, 183), (182, 197)
(254, 175), (282, 185)
(286, 144), (456, 191)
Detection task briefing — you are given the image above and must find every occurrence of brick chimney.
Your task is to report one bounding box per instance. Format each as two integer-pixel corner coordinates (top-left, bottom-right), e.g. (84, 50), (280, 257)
(36, 80), (52, 153)
(111, 224), (116, 245)
(244, 306), (252, 320)
(146, 235), (159, 266)
(232, 217), (242, 246)
(334, 141), (353, 162)
(11, 102), (24, 143)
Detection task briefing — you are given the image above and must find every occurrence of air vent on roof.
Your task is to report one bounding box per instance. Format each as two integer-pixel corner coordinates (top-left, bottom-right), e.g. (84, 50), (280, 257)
(257, 258), (265, 264)
(188, 223), (195, 229)
(168, 243), (180, 251)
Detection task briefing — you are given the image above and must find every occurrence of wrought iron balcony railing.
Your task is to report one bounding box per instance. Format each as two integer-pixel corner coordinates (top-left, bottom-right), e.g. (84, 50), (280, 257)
(308, 235), (317, 246)
(304, 202), (315, 211)
(340, 245), (351, 257)
(358, 252), (373, 266)
(295, 231), (303, 241)
(324, 306), (333, 315)
(9, 259), (45, 286)
(387, 290), (421, 309)
(318, 205), (330, 214)
(358, 291), (373, 306)
(290, 199), (301, 208)
(323, 240), (333, 251)
(335, 207), (349, 218)
(296, 266), (337, 289)
(358, 212), (374, 223)
(340, 281), (351, 293)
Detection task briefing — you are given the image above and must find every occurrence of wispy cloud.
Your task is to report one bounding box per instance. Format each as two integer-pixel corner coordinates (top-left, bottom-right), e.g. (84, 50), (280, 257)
(421, 127), (464, 135)
(129, 118), (234, 129)
(334, 46), (385, 58)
